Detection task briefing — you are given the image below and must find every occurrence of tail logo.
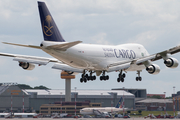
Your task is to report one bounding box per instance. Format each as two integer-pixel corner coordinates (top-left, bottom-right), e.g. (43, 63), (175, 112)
(43, 15), (53, 36)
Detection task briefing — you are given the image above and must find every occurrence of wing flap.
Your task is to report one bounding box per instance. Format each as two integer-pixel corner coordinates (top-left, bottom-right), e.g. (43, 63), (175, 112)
(52, 63), (84, 73)
(136, 55), (156, 65)
(107, 62), (131, 72)
(46, 41), (82, 51)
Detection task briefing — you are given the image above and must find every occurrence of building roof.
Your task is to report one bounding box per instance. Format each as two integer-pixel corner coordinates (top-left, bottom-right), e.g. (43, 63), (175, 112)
(24, 89), (134, 97)
(136, 98), (172, 104)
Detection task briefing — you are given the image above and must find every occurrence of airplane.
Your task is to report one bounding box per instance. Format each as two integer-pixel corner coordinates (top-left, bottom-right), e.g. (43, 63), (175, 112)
(0, 113), (38, 118)
(0, 1), (180, 83)
(80, 97), (127, 115)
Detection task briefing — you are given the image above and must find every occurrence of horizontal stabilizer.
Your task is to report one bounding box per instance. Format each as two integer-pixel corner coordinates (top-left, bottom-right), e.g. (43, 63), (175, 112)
(2, 42), (41, 49)
(46, 41), (82, 51)
(52, 63), (84, 73)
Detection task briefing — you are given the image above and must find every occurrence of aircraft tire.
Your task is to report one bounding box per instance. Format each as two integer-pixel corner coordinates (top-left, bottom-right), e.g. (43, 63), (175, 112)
(84, 78), (87, 83)
(117, 78), (120, 82)
(80, 78), (83, 83)
(93, 76), (96, 80)
(139, 77), (142, 81)
(121, 78), (124, 82)
(100, 76), (103, 80)
(106, 75), (109, 80)
(136, 77), (139, 81)
(103, 76), (106, 80)
(85, 74), (88, 78)
(122, 73), (126, 78)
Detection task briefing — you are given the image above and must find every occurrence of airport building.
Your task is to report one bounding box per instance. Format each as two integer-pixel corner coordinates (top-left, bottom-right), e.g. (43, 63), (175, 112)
(0, 83), (135, 114)
(1, 83), (177, 114)
(26, 89), (135, 114)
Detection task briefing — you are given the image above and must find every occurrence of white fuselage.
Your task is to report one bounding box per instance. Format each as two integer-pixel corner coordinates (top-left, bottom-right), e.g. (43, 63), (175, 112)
(42, 41), (149, 71)
(80, 107), (127, 115)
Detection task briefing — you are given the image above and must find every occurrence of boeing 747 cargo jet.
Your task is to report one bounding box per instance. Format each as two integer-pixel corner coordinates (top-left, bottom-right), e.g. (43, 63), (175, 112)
(0, 2), (180, 83)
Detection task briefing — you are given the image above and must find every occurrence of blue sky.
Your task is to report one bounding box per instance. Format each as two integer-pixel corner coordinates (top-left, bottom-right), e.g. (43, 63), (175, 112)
(0, 0), (180, 97)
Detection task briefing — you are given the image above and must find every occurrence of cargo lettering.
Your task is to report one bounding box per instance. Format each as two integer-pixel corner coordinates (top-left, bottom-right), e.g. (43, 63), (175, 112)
(114, 49), (136, 59)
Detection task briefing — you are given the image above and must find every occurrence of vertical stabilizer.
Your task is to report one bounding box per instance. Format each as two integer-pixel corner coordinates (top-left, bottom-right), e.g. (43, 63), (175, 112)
(38, 1), (65, 42)
(115, 97), (123, 108)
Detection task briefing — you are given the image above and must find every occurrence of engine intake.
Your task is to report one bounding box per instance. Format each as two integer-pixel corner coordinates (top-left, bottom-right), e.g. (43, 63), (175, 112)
(164, 57), (178, 68)
(19, 62), (35, 70)
(146, 64), (160, 75)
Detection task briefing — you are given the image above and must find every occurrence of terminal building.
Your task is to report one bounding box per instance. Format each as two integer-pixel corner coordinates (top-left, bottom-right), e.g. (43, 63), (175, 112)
(0, 83), (176, 114)
(0, 83), (135, 114)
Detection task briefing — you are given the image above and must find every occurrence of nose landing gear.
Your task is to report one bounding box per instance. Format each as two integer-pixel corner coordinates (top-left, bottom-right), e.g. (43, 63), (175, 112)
(136, 71), (142, 81)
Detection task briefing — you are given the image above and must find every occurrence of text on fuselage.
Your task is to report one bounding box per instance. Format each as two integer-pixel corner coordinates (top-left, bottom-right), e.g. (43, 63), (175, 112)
(102, 48), (136, 59)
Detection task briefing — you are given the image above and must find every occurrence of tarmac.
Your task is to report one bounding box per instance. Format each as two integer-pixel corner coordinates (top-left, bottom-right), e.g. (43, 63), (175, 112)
(1, 118), (180, 120)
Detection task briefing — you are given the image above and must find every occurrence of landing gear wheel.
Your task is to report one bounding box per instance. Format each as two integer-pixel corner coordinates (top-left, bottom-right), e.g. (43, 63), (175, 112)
(80, 78), (83, 83)
(139, 77), (142, 81)
(136, 77), (139, 81)
(85, 74), (88, 78)
(84, 78), (87, 83)
(100, 76), (103, 81)
(121, 78), (124, 82)
(93, 76), (96, 80)
(122, 73), (126, 78)
(117, 78), (120, 82)
(106, 75), (109, 80)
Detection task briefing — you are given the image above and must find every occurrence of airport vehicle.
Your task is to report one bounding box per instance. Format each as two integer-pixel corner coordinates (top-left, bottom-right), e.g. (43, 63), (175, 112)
(80, 97), (127, 116)
(0, 1), (180, 83)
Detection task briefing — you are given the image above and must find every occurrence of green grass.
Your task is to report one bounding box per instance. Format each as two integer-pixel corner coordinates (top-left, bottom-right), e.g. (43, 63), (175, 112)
(120, 111), (177, 117)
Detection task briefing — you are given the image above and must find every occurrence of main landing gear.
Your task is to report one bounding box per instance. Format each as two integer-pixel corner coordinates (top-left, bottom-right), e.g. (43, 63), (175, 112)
(117, 70), (126, 82)
(80, 71), (96, 83)
(80, 70), (143, 83)
(136, 71), (142, 81)
(100, 71), (109, 81)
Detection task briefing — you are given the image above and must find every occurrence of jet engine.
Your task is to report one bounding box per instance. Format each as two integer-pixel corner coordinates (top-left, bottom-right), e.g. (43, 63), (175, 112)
(19, 62), (35, 70)
(146, 64), (160, 74)
(164, 57), (179, 68)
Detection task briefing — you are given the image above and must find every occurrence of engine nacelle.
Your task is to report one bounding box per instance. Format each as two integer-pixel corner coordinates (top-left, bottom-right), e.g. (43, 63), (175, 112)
(146, 64), (160, 75)
(19, 62), (35, 70)
(164, 57), (179, 68)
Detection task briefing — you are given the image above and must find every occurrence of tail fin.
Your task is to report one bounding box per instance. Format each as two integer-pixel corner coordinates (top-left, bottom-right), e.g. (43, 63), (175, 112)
(38, 1), (65, 42)
(115, 97), (123, 108)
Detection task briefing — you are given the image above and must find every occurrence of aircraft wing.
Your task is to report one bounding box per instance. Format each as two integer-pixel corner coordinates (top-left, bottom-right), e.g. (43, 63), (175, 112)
(108, 45), (180, 71)
(136, 44), (180, 65)
(0, 52), (84, 73)
(0, 52), (58, 65)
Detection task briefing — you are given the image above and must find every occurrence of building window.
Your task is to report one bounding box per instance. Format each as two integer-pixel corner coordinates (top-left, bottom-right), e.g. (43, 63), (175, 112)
(41, 108), (48, 110)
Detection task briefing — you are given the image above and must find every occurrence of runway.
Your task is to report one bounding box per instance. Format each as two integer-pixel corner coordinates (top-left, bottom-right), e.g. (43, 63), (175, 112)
(1, 118), (180, 120)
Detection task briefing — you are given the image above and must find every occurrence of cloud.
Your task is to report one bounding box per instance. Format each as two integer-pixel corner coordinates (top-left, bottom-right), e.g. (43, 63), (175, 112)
(91, 32), (111, 45)
(127, 30), (164, 47)
(1, 0), (180, 97)
(25, 76), (38, 82)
